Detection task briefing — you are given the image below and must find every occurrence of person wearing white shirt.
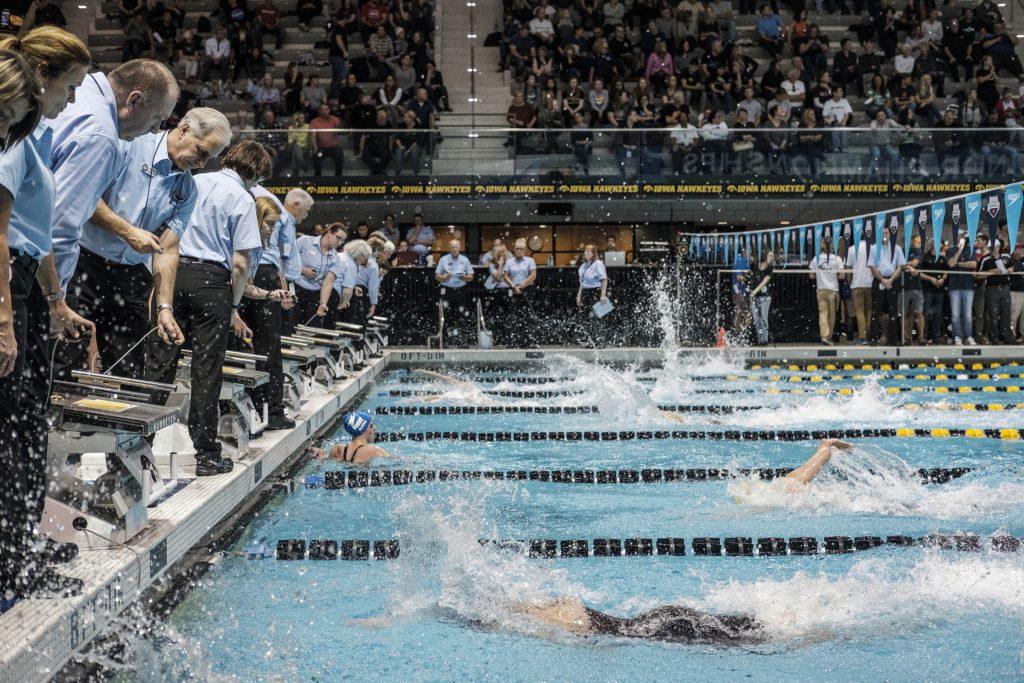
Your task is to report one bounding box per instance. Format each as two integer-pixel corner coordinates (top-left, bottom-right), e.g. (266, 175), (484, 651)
(821, 87), (853, 151)
(435, 239), (475, 346)
(844, 238), (875, 344)
(781, 70), (805, 115)
(528, 9), (555, 41)
(894, 44), (915, 75)
(670, 113), (700, 174)
(868, 230), (906, 345)
(809, 241), (844, 344)
(203, 26), (232, 85)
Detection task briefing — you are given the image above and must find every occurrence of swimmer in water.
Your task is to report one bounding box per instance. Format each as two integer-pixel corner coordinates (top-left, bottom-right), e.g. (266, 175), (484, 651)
(731, 438), (853, 501)
(309, 411), (390, 464)
(506, 598), (763, 646)
(410, 369), (500, 404)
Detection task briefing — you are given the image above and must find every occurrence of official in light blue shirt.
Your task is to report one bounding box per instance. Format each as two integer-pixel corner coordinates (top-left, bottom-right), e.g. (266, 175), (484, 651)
(294, 233), (343, 292)
(178, 168), (263, 270)
(250, 185), (294, 273)
(357, 258), (381, 308)
(48, 72), (126, 288)
(435, 240), (474, 289)
(78, 130), (198, 266)
(504, 249), (537, 288)
(1, 120), (55, 262)
(332, 250), (359, 295)
(578, 254), (608, 289)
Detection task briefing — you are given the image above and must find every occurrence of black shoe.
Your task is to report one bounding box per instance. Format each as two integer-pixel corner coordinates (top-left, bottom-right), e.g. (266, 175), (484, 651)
(19, 567), (84, 598)
(266, 416), (296, 431)
(195, 456), (234, 476)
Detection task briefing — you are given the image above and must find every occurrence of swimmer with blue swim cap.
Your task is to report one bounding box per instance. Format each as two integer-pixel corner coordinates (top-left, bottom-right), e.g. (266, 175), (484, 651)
(310, 411), (391, 464)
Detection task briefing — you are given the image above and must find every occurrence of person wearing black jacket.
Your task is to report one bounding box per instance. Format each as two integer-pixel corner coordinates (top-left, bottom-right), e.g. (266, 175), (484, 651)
(980, 238), (1014, 343)
(933, 107), (967, 175)
(831, 39), (862, 97)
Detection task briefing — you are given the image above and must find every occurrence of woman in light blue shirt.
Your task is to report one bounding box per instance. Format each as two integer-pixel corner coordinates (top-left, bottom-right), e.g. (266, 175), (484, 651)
(576, 243), (609, 347)
(293, 223), (346, 328)
(337, 239), (372, 326)
(0, 27), (93, 600)
(501, 238), (538, 347)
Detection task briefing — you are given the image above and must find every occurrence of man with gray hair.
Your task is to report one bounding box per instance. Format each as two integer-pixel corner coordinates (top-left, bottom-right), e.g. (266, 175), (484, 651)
(49, 59), (181, 293)
(247, 184), (314, 429)
(55, 106), (230, 378)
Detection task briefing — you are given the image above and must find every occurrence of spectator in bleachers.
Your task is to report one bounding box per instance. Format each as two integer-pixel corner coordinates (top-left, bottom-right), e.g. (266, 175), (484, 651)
(831, 39), (862, 97)
(393, 110), (425, 174)
(359, 108), (393, 175)
(571, 112), (594, 173)
(327, 13), (350, 101)
(350, 91), (378, 131)
(587, 78), (610, 124)
(942, 18), (972, 82)
(367, 25), (395, 79)
(250, 72), (282, 114)
(406, 85), (437, 153)
(310, 103), (344, 176)
(255, 0), (284, 49)
(781, 68), (805, 118)
(756, 4), (784, 56)
(378, 73), (404, 123)
(868, 108), (902, 179)
(763, 104), (791, 172)
(360, 0), (391, 43)
(256, 108), (287, 170)
(981, 22), (1023, 77)
(794, 108), (827, 175)
(301, 73), (327, 114)
(864, 73), (892, 119)
(975, 54), (999, 111)
(337, 72), (362, 122)
(670, 110), (700, 173)
(122, 12), (153, 61)
(980, 109), (1022, 175)
(423, 61), (450, 112)
(406, 213), (435, 264)
(177, 29), (202, 82)
(203, 26), (232, 90)
(151, 10), (178, 63)
(297, 0), (324, 31)
(394, 53), (418, 93)
(933, 105), (967, 174)
(218, 0), (251, 37)
(381, 214), (401, 247)
(283, 62), (303, 113)
(822, 86), (853, 151)
(506, 89), (537, 151)
(287, 111), (313, 176)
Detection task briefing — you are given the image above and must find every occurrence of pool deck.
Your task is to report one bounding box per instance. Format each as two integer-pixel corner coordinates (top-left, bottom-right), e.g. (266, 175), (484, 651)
(2, 344), (1024, 682)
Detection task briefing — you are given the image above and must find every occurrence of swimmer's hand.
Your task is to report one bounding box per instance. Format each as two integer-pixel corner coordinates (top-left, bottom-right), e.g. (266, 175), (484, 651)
(823, 438), (853, 450)
(307, 446), (327, 460)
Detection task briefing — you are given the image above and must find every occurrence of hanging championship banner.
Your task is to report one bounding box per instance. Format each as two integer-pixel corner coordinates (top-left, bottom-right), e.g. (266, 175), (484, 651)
(804, 227), (815, 263)
(756, 232), (763, 262)
(874, 212), (886, 265)
(744, 233), (751, 260)
(863, 218), (874, 265)
(887, 213), (900, 258)
(965, 192), (982, 246)
(853, 217), (863, 256)
(930, 201), (946, 258)
(983, 190), (1002, 242)
(725, 235), (733, 265)
(830, 220), (841, 253)
(798, 226), (807, 263)
(814, 224), (823, 260)
(842, 221), (852, 253)
(903, 208), (915, 256)
(949, 198), (963, 249)
(916, 206), (929, 242)
(1004, 182), (1022, 253)
(782, 228), (791, 262)
(770, 230), (777, 255)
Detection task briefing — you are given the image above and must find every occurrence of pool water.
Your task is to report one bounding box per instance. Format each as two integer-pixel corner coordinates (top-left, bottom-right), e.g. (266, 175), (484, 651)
(164, 355), (1024, 681)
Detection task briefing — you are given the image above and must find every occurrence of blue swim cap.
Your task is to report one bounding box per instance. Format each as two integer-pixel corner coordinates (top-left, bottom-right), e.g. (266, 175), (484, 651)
(343, 411), (373, 437)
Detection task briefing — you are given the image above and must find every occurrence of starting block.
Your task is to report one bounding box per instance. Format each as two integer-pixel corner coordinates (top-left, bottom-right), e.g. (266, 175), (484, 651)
(296, 325), (362, 372)
(42, 371), (182, 547)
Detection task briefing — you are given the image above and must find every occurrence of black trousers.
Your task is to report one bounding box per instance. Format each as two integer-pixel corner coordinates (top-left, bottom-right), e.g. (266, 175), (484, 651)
(145, 262), (231, 459)
(296, 284), (340, 330)
(0, 256), (51, 592)
(482, 289), (509, 346)
(578, 287), (607, 347)
(986, 284), (1013, 344)
(440, 285), (474, 348)
(57, 248), (152, 379)
(347, 285), (371, 329)
(924, 289), (945, 341)
(239, 265), (286, 419)
(505, 289), (536, 348)
(869, 280), (901, 344)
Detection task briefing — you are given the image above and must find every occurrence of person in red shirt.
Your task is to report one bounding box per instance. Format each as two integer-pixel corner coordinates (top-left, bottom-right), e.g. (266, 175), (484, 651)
(309, 103), (345, 175)
(255, 0), (284, 49)
(359, 0), (389, 43)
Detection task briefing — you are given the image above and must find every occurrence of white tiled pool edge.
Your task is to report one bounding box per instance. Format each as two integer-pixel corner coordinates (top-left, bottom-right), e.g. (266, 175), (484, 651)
(4, 344), (1024, 682)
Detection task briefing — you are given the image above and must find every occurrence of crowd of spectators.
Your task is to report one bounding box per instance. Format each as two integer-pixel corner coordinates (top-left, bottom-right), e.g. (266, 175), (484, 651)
(499, 0), (1024, 179)
(110, 0), (446, 176)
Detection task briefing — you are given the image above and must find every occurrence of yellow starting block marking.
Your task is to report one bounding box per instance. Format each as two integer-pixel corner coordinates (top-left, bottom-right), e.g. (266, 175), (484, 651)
(72, 398), (134, 413)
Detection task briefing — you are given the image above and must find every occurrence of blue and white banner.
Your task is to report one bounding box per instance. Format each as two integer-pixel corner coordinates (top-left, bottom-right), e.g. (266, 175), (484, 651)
(874, 212), (886, 265)
(903, 208), (915, 256)
(930, 201), (946, 257)
(965, 192), (982, 246)
(949, 198), (964, 248)
(798, 226), (807, 263)
(983, 191), (1002, 243)
(852, 217), (863, 256)
(887, 213), (900, 258)
(863, 218), (875, 264)
(1004, 182), (1022, 253)
(814, 224), (823, 260)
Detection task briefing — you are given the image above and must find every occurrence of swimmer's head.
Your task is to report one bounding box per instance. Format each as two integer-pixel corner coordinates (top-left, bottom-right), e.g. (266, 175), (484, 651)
(343, 411), (374, 438)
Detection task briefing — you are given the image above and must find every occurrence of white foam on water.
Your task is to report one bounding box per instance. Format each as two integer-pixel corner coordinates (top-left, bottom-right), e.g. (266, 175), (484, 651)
(727, 445), (1024, 520)
(722, 377), (898, 429)
(697, 552), (1024, 643)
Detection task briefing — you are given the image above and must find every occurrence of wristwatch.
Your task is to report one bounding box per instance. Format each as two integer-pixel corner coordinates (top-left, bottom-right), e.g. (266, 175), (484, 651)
(45, 290), (64, 303)
(156, 303), (173, 313)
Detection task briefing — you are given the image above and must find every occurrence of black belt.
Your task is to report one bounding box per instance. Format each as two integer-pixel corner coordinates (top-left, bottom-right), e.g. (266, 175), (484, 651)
(79, 247), (146, 270)
(10, 252), (40, 277)
(180, 256), (228, 270)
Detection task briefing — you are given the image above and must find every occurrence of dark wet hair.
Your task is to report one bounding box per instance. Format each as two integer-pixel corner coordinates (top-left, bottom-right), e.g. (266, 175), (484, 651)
(586, 605), (762, 646)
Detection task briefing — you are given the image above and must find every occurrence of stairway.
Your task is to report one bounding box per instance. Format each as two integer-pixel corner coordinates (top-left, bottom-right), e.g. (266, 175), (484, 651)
(434, 0), (514, 174)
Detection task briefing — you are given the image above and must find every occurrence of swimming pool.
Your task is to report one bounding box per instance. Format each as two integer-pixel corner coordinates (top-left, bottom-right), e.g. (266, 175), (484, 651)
(163, 354), (1024, 681)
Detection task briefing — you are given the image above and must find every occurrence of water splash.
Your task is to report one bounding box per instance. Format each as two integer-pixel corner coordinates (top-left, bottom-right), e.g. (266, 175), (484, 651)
(698, 552), (1024, 643)
(727, 445), (1024, 519)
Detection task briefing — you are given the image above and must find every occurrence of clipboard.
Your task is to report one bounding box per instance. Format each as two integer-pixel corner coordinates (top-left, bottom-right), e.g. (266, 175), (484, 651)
(592, 299), (614, 318)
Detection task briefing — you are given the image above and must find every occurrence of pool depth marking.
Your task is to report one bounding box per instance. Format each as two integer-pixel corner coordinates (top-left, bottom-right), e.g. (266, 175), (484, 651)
(262, 533), (1022, 560)
(302, 467), (970, 488)
(371, 428), (1023, 442)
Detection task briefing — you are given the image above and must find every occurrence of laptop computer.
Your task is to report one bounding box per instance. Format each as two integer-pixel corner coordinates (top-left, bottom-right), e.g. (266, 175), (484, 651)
(604, 250), (626, 266)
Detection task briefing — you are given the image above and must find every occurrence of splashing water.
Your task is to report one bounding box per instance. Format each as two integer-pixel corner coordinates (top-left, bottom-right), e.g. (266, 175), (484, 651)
(698, 552), (1024, 644)
(727, 445), (1024, 519)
